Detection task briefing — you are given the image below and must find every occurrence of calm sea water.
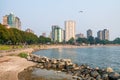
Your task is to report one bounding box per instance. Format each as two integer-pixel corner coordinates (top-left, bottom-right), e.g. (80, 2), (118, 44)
(33, 46), (120, 72)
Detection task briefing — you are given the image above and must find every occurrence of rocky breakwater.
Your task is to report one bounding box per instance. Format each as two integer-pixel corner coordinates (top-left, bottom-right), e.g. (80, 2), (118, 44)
(26, 54), (120, 80)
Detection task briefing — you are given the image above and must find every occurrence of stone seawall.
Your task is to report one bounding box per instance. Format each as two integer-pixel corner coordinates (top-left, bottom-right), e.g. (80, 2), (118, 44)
(26, 54), (120, 80)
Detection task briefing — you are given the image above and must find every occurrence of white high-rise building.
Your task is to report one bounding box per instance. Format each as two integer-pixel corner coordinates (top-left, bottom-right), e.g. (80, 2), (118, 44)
(65, 20), (76, 42)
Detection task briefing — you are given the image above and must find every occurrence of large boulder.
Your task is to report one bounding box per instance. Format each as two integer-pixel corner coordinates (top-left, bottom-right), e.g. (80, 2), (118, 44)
(106, 67), (114, 73)
(90, 70), (99, 78)
(102, 74), (109, 80)
(108, 72), (120, 80)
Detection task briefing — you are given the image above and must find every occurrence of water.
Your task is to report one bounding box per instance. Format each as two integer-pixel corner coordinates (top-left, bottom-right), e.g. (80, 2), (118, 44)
(18, 68), (74, 80)
(33, 46), (120, 72)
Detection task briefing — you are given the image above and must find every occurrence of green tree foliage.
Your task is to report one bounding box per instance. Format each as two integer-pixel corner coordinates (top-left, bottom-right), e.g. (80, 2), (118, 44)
(38, 36), (51, 44)
(113, 38), (120, 44)
(94, 37), (101, 44)
(0, 24), (10, 44)
(87, 36), (95, 44)
(68, 37), (75, 44)
(76, 38), (88, 44)
(0, 24), (39, 45)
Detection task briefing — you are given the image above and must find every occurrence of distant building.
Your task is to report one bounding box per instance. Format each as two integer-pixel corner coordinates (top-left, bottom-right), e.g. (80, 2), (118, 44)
(3, 15), (8, 26)
(102, 29), (109, 40)
(97, 29), (109, 40)
(87, 29), (92, 38)
(97, 30), (103, 40)
(42, 33), (46, 37)
(49, 32), (52, 39)
(52, 25), (59, 41)
(65, 20), (76, 41)
(75, 33), (84, 39)
(2, 13), (21, 30)
(25, 28), (34, 34)
(51, 25), (64, 42)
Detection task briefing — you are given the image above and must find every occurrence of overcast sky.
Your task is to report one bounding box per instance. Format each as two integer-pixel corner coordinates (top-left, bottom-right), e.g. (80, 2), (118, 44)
(0, 0), (120, 40)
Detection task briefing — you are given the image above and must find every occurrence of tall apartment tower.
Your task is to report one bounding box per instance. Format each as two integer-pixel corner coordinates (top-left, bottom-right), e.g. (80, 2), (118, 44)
(65, 20), (75, 42)
(52, 25), (64, 42)
(97, 30), (103, 40)
(3, 15), (8, 26)
(2, 13), (21, 30)
(102, 29), (109, 40)
(87, 29), (92, 38)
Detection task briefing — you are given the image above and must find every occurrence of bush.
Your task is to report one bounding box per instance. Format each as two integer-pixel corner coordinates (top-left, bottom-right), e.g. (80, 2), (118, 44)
(18, 52), (28, 58)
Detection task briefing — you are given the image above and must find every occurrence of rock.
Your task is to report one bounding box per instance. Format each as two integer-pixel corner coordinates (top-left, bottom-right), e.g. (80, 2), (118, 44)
(51, 59), (57, 64)
(96, 75), (101, 80)
(95, 67), (99, 70)
(77, 77), (82, 80)
(102, 74), (109, 80)
(90, 70), (99, 78)
(72, 76), (78, 79)
(74, 67), (80, 70)
(43, 62), (51, 69)
(106, 67), (114, 73)
(108, 72), (120, 80)
(26, 56), (32, 61)
(52, 64), (57, 69)
(28, 67), (33, 71)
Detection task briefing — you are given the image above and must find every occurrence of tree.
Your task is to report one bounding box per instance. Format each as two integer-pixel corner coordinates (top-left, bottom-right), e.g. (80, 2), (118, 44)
(38, 36), (51, 44)
(0, 24), (10, 44)
(113, 38), (120, 44)
(68, 37), (75, 44)
(87, 36), (95, 44)
(76, 37), (88, 44)
(0, 24), (39, 45)
(94, 37), (101, 44)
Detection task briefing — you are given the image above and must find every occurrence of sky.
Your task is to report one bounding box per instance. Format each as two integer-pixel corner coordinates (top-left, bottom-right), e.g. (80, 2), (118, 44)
(0, 0), (120, 40)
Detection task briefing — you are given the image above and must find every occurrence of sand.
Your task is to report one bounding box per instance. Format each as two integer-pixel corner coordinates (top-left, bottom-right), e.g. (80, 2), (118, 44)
(0, 56), (36, 80)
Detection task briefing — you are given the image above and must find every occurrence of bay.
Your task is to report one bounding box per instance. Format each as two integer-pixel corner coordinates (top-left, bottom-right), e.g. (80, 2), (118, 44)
(33, 46), (120, 72)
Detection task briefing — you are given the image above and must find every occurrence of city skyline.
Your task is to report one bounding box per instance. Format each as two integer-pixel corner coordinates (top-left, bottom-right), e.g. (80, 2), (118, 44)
(0, 0), (120, 40)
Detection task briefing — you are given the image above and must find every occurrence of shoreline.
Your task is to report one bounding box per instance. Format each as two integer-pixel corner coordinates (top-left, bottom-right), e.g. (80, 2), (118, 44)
(0, 44), (120, 80)
(19, 53), (120, 80)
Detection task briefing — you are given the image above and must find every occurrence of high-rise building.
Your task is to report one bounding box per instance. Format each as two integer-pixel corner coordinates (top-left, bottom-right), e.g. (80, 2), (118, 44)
(65, 20), (75, 41)
(97, 29), (109, 40)
(87, 29), (92, 38)
(15, 17), (21, 30)
(97, 30), (103, 40)
(102, 29), (109, 40)
(3, 15), (8, 26)
(2, 13), (21, 30)
(52, 25), (59, 41)
(52, 25), (64, 42)
(75, 33), (84, 39)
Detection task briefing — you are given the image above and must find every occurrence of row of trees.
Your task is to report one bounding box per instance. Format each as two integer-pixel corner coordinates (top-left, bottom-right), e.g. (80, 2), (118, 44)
(0, 24), (51, 45)
(68, 36), (120, 45)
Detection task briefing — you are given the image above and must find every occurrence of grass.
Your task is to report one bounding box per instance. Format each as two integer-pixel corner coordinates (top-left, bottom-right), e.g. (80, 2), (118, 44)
(0, 45), (12, 50)
(0, 45), (23, 50)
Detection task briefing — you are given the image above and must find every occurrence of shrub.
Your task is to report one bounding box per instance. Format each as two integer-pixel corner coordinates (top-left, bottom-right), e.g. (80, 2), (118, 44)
(18, 52), (28, 58)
